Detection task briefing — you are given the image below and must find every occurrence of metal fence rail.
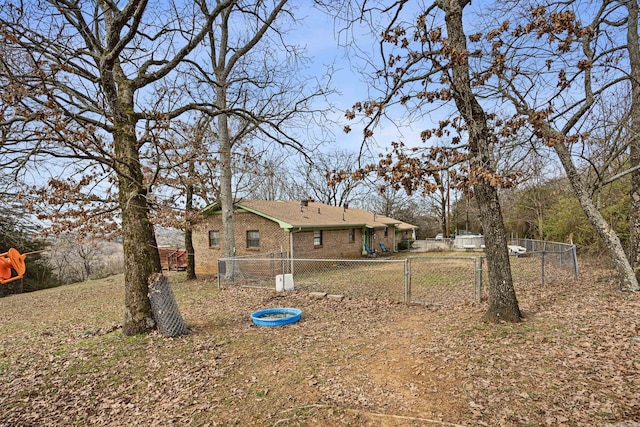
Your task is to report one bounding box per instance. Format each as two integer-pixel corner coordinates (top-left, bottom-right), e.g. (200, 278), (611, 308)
(230, 251), (289, 260)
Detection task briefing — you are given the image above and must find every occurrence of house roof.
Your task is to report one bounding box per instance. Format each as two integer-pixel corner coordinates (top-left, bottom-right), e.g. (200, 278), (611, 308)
(202, 200), (418, 231)
(395, 221), (417, 231)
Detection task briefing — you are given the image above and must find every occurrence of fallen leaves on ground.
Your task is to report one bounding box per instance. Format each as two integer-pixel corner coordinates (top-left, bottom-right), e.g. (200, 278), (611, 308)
(0, 260), (638, 426)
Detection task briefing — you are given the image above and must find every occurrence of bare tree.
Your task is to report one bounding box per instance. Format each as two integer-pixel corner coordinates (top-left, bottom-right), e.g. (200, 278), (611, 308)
(366, 184), (412, 217)
(191, 1), (332, 264)
(425, 169), (452, 237)
(296, 150), (367, 206)
(333, 0), (522, 321)
(0, 0), (232, 334)
(625, 0), (640, 283)
(145, 115), (223, 281)
(244, 154), (300, 200)
(488, 0), (639, 291)
(48, 238), (124, 284)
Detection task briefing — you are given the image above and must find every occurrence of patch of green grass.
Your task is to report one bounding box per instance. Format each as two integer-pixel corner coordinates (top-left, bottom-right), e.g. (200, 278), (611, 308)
(492, 322), (534, 337)
(597, 412), (614, 419)
(456, 322), (487, 338)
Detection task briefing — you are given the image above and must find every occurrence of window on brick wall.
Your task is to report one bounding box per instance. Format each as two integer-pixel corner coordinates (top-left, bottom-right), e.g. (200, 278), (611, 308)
(247, 230), (260, 248)
(314, 230), (323, 247)
(349, 228), (355, 242)
(209, 230), (220, 247)
(384, 227), (388, 237)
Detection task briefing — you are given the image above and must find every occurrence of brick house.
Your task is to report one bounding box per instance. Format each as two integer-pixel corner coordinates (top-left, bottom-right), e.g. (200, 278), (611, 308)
(193, 200), (417, 275)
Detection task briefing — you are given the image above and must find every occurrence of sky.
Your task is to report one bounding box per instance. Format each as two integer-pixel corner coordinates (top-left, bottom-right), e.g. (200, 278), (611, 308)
(287, 1), (487, 169)
(286, 3), (428, 158)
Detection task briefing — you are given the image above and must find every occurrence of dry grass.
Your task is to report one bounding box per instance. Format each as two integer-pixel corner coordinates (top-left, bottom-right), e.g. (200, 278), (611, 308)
(0, 260), (639, 426)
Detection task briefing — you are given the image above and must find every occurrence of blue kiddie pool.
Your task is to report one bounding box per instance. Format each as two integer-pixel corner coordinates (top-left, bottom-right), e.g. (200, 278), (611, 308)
(251, 307), (302, 327)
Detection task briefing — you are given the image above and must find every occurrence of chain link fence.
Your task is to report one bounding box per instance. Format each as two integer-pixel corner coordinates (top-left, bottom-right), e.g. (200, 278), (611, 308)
(476, 239), (579, 301)
(217, 253), (478, 304)
(406, 256), (478, 306)
(217, 239), (578, 305)
(510, 238), (578, 278)
(218, 251), (290, 285)
(218, 256), (407, 301)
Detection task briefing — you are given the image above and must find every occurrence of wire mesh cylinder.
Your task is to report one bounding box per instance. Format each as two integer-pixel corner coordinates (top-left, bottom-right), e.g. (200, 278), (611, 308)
(148, 273), (189, 337)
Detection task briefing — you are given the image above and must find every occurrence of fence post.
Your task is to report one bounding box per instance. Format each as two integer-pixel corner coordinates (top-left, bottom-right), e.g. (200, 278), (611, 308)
(541, 251), (545, 287)
(477, 256), (483, 303)
(404, 258), (410, 303)
(572, 245), (579, 278)
(217, 259), (221, 289)
(289, 254), (294, 277)
(473, 257), (478, 303)
(281, 253), (285, 275)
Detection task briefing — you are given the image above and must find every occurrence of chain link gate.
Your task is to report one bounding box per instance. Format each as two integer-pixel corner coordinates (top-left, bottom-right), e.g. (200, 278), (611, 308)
(406, 256), (479, 306)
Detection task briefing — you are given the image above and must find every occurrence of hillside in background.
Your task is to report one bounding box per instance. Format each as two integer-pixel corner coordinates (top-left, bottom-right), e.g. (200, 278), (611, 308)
(155, 227), (185, 248)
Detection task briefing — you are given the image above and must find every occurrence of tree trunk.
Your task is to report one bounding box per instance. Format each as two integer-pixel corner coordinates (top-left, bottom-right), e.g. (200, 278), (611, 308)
(214, 10), (237, 275)
(626, 0), (640, 285)
(217, 89), (236, 262)
(440, 194), (447, 237)
(218, 109), (239, 281)
(441, 0), (521, 321)
(434, 172), (448, 236)
(554, 140), (639, 291)
(475, 183), (521, 321)
(219, 114), (235, 262)
(114, 126), (162, 335)
(185, 161), (197, 280)
(185, 227), (196, 280)
(184, 214), (197, 281)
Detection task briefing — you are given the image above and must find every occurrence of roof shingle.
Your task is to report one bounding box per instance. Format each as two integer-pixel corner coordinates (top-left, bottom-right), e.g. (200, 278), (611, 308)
(204, 200), (417, 231)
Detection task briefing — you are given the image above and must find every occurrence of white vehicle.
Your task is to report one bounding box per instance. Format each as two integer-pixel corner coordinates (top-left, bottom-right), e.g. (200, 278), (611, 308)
(508, 245), (527, 255)
(435, 233), (443, 240)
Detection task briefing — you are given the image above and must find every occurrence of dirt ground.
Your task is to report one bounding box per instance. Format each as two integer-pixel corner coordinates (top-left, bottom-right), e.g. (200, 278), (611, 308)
(0, 260), (639, 426)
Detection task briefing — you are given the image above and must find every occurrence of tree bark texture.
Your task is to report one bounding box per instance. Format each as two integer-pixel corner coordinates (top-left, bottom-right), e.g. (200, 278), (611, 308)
(626, 0), (640, 286)
(440, 0), (522, 321)
(98, 37), (162, 333)
(113, 126), (162, 335)
(212, 8), (238, 271)
(185, 160), (197, 280)
(184, 193), (197, 280)
(219, 114), (236, 262)
(185, 227), (196, 280)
